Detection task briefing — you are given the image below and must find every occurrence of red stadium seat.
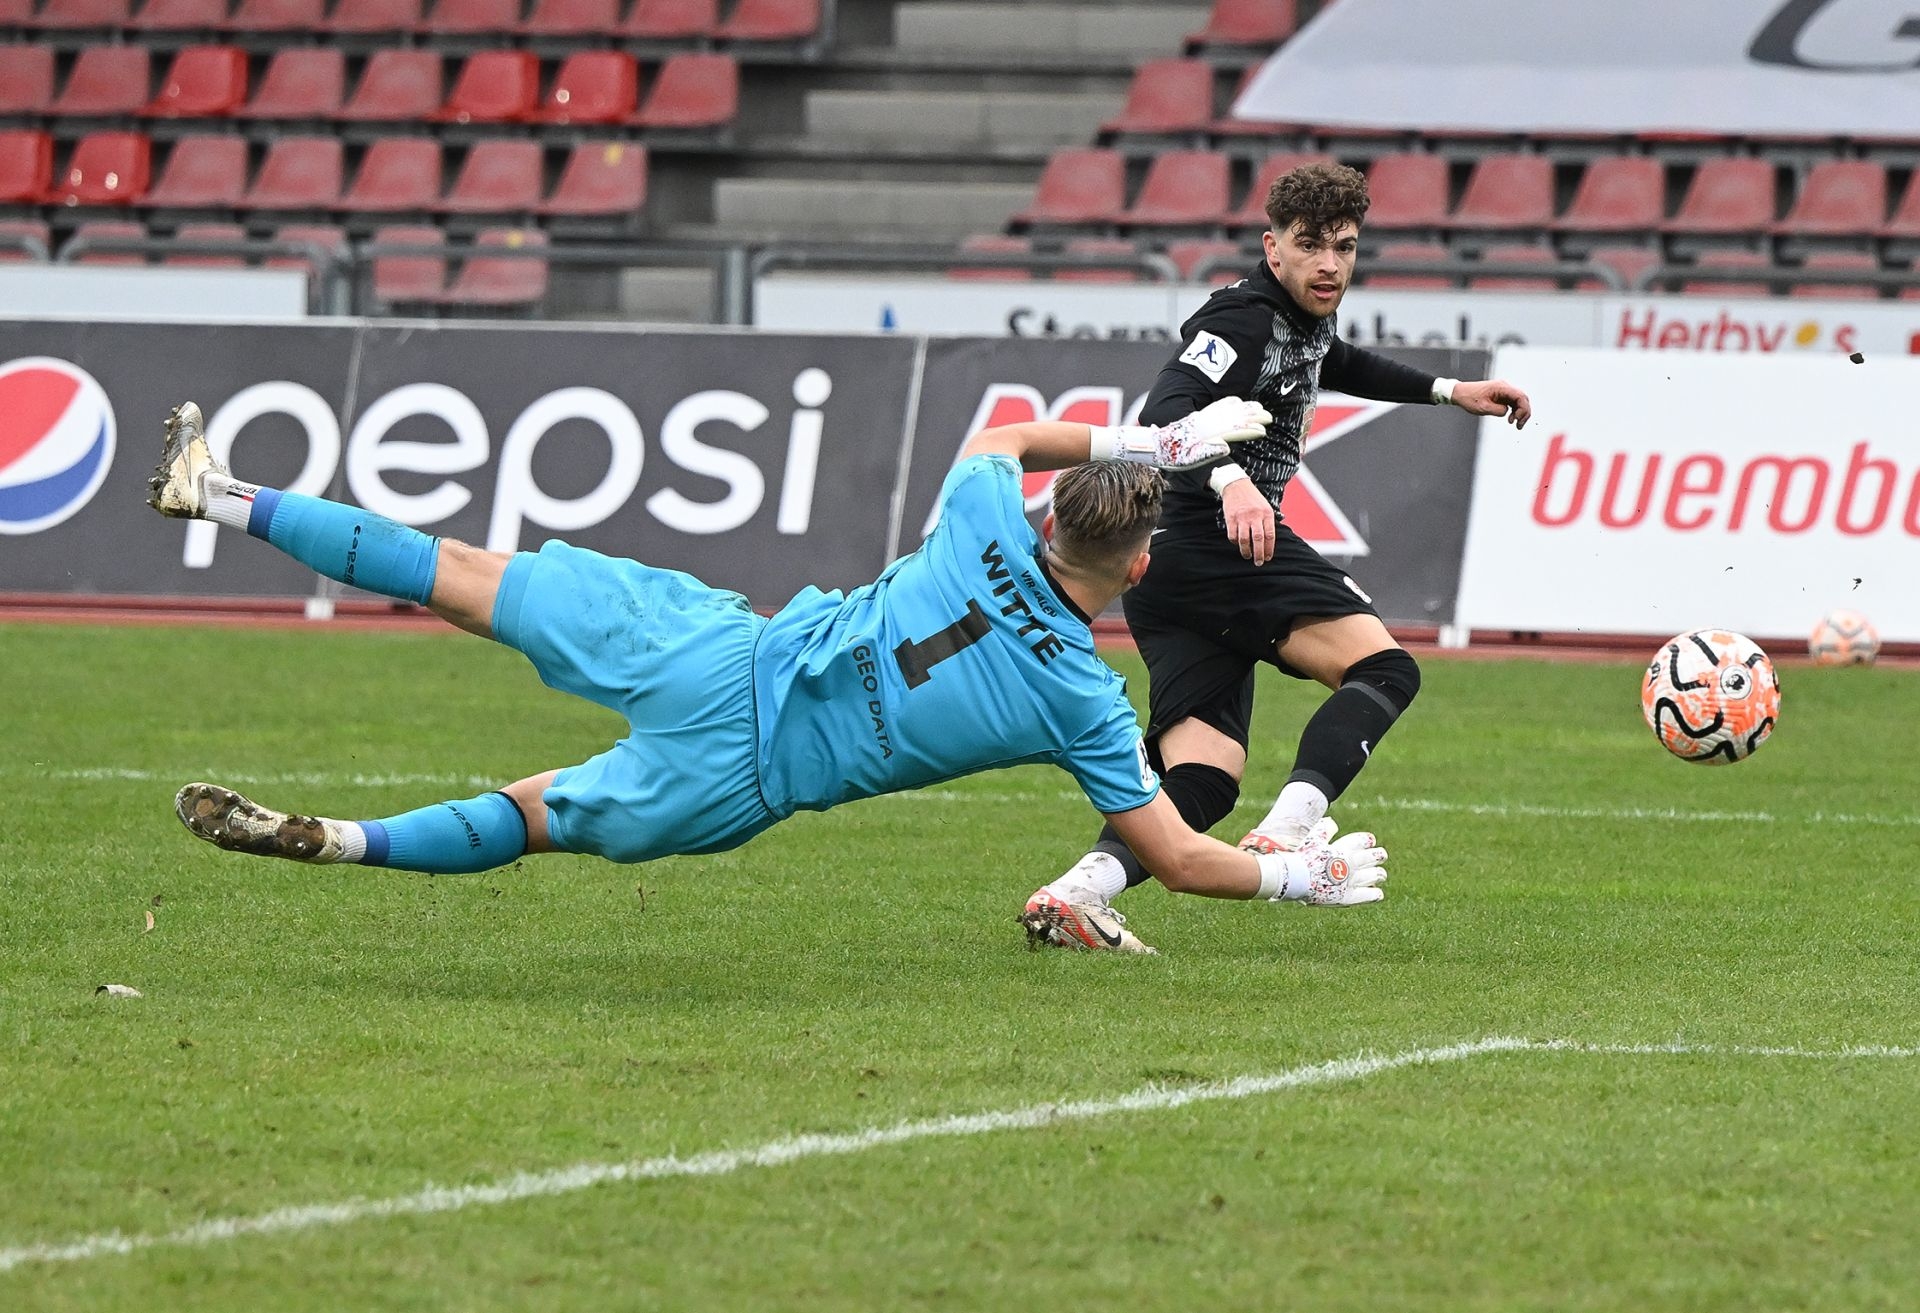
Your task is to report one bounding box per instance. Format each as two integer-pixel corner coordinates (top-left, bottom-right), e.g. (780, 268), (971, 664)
(1057, 236), (1144, 283)
(143, 133), (247, 205)
(165, 220), (247, 268)
(631, 52), (736, 129)
(716, 0), (818, 40)
(540, 139), (646, 215)
(132, 0), (230, 29)
(1122, 150), (1230, 226)
(1586, 245), (1660, 291)
(1468, 243), (1560, 291)
(49, 130), (150, 205)
(341, 137), (441, 211)
(264, 221), (348, 276)
(1678, 249), (1772, 296)
(1556, 157), (1664, 233)
(1364, 154), (1449, 229)
(522, 0), (616, 35)
(428, 0), (521, 33)
(0, 218), (53, 262)
(1013, 148), (1124, 226)
(146, 45), (248, 118)
(442, 227), (548, 306)
(1213, 65), (1300, 139)
(1186, 0), (1297, 50)
(245, 49), (345, 120)
(67, 218), (147, 263)
(0, 0), (30, 22)
(0, 45), (54, 115)
(1230, 151), (1333, 227)
(617, 0), (714, 38)
(1883, 171), (1920, 239)
(1776, 161), (1887, 236)
(51, 46), (150, 117)
(328, 0), (423, 31)
(1166, 238), (1243, 282)
(0, 130), (53, 203)
(227, 0), (324, 29)
(369, 223), (445, 302)
(436, 50), (539, 124)
(33, 0), (132, 29)
(1450, 154), (1553, 230)
(949, 233), (1031, 281)
(245, 135), (343, 208)
(1790, 250), (1879, 300)
(1665, 159), (1776, 234)
(1101, 59), (1213, 137)
(439, 139), (542, 213)
(1365, 241), (1451, 289)
(536, 51), (638, 125)
(337, 50), (443, 122)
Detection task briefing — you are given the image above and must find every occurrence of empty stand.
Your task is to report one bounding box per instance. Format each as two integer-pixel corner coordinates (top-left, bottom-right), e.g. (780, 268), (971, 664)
(67, 219), (147, 264)
(143, 133), (247, 206)
(1166, 237), (1243, 281)
(369, 223), (445, 302)
(1213, 64), (1300, 138)
(1467, 244), (1563, 291)
(133, 0), (230, 29)
(1586, 245), (1660, 291)
(0, 129), (52, 203)
(536, 51), (638, 125)
(436, 50), (540, 124)
(1776, 160), (1887, 236)
(245, 48), (346, 120)
(1665, 159), (1776, 234)
(0, 46), (54, 116)
(328, 0), (424, 32)
(0, 217), (52, 261)
(145, 45), (248, 118)
(715, 0), (819, 42)
(1883, 171), (1920, 239)
(49, 130), (151, 205)
(541, 140), (646, 216)
(618, 0), (715, 38)
(1791, 250), (1879, 299)
(1186, 0), (1297, 51)
(51, 46), (150, 117)
(1230, 151), (1333, 227)
(438, 139), (542, 213)
(1363, 153), (1450, 230)
(441, 227), (548, 306)
(165, 221), (247, 268)
(1365, 241), (1451, 289)
(1555, 157), (1664, 234)
(341, 137), (441, 211)
(632, 53), (736, 130)
(228, 0), (326, 29)
(428, 0), (522, 34)
(1014, 149), (1125, 226)
(1102, 59), (1214, 137)
(264, 221), (348, 277)
(1057, 236), (1144, 283)
(33, 0), (132, 29)
(1450, 154), (1553, 230)
(246, 135), (343, 208)
(522, 0), (617, 35)
(1122, 150), (1229, 227)
(337, 49), (442, 123)
(949, 233), (1031, 281)
(1678, 249), (1773, 295)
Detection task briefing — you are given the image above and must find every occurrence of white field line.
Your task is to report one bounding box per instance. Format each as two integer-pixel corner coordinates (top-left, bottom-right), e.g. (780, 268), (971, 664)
(30, 766), (1920, 830)
(2, 1037), (1915, 1277)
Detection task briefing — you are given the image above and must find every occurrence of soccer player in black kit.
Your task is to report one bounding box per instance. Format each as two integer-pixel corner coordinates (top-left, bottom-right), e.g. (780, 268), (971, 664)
(1021, 162), (1533, 953)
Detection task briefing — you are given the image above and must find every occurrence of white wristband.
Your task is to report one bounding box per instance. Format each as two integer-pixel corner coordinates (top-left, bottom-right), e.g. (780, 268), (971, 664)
(1207, 462), (1249, 497)
(1430, 377), (1459, 405)
(1088, 424), (1157, 464)
(1254, 851), (1297, 901)
(1087, 424), (1123, 460)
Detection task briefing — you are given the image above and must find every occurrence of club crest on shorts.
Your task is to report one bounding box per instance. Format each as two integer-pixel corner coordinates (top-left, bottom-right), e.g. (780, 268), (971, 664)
(0, 357), (117, 535)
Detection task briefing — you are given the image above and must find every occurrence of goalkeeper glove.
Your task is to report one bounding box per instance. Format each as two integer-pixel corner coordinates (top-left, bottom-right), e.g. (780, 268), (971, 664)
(1088, 397), (1272, 470)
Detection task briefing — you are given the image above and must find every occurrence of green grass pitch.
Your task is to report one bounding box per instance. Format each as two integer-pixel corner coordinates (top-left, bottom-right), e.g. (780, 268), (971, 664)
(3, 622), (1918, 1310)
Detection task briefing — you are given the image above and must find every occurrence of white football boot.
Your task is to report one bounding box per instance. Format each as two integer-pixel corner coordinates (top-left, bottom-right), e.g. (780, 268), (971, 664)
(175, 782), (348, 864)
(1018, 885), (1157, 955)
(1239, 815), (1337, 854)
(146, 401), (224, 518)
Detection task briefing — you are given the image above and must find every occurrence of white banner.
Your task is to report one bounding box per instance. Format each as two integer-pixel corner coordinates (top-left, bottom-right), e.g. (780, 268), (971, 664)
(1456, 348), (1920, 643)
(1236, 0), (1920, 136)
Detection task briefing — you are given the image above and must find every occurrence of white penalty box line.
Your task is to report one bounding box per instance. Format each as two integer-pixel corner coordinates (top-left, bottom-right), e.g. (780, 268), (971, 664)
(2, 1037), (1915, 1276)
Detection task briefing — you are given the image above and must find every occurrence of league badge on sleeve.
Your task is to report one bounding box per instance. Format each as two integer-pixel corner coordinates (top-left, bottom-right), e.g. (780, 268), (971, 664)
(1177, 332), (1237, 383)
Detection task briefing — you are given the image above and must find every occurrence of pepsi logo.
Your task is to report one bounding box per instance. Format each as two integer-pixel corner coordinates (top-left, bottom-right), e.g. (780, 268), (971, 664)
(0, 357), (116, 535)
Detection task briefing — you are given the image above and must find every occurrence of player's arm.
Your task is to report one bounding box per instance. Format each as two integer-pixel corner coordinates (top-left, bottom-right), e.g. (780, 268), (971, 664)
(958, 400), (1272, 472)
(1100, 793), (1386, 905)
(1322, 339), (1533, 428)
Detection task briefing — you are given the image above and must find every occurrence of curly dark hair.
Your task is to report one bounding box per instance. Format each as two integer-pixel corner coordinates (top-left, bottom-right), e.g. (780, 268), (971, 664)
(1264, 162), (1371, 241)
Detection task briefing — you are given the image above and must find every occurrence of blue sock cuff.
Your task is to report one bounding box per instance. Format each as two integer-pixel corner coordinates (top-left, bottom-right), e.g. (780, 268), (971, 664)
(247, 486), (282, 539)
(358, 819), (390, 866)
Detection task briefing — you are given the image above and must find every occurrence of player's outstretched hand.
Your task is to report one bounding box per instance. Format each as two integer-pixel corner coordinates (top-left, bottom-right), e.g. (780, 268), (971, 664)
(1298, 830), (1388, 906)
(1451, 379), (1532, 429)
(1153, 397), (1272, 468)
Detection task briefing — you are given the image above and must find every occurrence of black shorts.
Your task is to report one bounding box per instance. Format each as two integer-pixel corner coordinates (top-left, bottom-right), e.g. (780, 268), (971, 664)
(1122, 521), (1379, 750)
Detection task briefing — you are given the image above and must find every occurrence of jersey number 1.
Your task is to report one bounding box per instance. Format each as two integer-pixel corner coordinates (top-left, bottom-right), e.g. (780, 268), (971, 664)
(893, 600), (990, 690)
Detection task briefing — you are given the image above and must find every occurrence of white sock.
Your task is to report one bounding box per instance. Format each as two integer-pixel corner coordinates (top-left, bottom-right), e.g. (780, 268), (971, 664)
(1046, 850), (1128, 903)
(201, 472), (264, 531)
(1255, 781), (1329, 840)
(333, 820), (367, 863)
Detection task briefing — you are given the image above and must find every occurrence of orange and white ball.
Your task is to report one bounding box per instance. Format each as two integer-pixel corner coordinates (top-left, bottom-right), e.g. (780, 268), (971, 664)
(1809, 609), (1879, 666)
(1641, 629), (1780, 764)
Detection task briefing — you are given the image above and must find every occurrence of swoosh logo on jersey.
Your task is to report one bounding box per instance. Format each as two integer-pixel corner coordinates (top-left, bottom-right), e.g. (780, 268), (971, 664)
(1279, 380), (1300, 395)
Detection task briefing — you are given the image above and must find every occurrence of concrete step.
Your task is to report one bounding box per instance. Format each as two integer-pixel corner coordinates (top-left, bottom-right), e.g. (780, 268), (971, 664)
(712, 176), (1032, 240)
(893, 2), (1206, 54)
(804, 88), (1120, 146)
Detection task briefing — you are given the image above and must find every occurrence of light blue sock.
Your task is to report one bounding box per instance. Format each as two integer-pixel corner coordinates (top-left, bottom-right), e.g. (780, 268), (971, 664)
(357, 792), (529, 875)
(247, 487), (438, 606)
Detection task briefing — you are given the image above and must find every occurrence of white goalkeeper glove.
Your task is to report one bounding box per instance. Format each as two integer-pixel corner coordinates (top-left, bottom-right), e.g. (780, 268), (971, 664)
(1245, 823), (1388, 907)
(1088, 397), (1272, 470)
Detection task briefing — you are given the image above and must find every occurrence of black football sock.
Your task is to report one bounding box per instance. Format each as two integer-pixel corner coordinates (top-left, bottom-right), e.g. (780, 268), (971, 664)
(1093, 761), (1241, 890)
(1286, 648), (1421, 800)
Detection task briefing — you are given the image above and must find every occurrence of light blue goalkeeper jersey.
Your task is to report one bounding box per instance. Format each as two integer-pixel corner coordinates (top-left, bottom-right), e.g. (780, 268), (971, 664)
(752, 454), (1160, 819)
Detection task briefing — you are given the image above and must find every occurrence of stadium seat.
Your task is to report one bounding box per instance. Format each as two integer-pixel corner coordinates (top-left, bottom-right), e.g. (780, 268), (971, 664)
(1166, 237), (1243, 282)
(1186, 0), (1296, 50)
(1122, 150), (1230, 227)
(32, 0), (132, 29)
(164, 220), (247, 267)
(438, 139), (542, 213)
(1229, 151), (1333, 227)
(1678, 249), (1773, 296)
(540, 139), (646, 215)
(1468, 243), (1561, 291)
(1776, 161), (1887, 236)
(522, 0), (617, 35)
(949, 233), (1031, 281)
(1790, 250), (1879, 299)
(132, 0), (230, 30)
(51, 46), (151, 117)
(227, 0), (324, 29)
(245, 48), (345, 120)
(142, 133), (247, 206)
(328, 0), (424, 32)
(1450, 154), (1553, 230)
(427, 0), (521, 33)
(66, 218), (147, 263)
(0, 217), (53, 261)
(631, 52), (736, 129)
(436, 51), (539, 124)
(715, 0), (819, 41)
(1555, 157), (1664, 234)
(1212, 64), (1302, 139)
(441, 227), (548, 306)
(617, 0), (715, 38)
(1585, 245), (1659, 291)
(1101, 59), (1214, 137)
(1365, 241), (1451, 289)
(145, 45), (248, 118)
(1882, 171), (1920, 239)
(1057, 236), (1144, 283)
(368, 223), (445, 302)
(0, 0), (29, 22)
(0, 45), (54, 115)
(264, 221), (348, 277)
(1664, 159), (1776, 234)
(245, 135), (343, 208)
(1363, 153), (1450, 229)
(338, 50), (442, 122)
(535, 51), (638, 125)
(48, 130), (150, 205)
(341, 137), (441, 211)
(0, 129), (52, 203)
(1013, 148), (1125, 227)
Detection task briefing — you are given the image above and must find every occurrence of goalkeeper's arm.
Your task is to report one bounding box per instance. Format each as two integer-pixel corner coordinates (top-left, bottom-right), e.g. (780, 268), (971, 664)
(959, 397), (1273, 472)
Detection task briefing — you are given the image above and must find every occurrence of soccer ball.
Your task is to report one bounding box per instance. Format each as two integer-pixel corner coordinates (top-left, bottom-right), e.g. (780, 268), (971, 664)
(1641, 629), (1780, 765)
(1809, 609), (1879, 666)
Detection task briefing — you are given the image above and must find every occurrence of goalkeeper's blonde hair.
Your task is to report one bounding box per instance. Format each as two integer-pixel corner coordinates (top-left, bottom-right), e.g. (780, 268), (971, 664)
(1050, 460), (1163, 570)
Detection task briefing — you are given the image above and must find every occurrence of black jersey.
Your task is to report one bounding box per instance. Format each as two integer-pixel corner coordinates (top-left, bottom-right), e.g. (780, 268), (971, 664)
(1142, 260), (1438, 537)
